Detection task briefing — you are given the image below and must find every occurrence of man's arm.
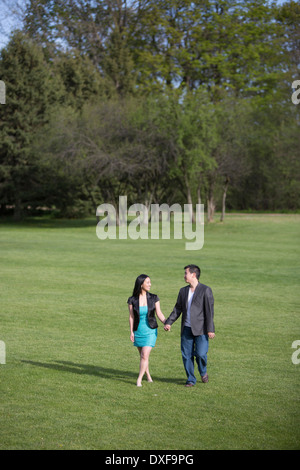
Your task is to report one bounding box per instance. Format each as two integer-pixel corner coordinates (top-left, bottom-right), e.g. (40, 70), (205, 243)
(164, 289), (184, 330)
(204, 287), (215, 338)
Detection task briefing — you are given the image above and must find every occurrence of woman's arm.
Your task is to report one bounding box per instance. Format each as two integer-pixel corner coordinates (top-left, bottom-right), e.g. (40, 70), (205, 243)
(155, 301), (166, 324)
(128, 304), (135, 342)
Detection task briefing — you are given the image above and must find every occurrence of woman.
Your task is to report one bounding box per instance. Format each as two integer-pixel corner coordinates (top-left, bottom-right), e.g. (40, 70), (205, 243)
(128, 274), (166, 387)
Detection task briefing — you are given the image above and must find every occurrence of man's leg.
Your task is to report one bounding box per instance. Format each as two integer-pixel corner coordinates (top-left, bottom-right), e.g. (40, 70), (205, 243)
(181, 327), (196, 385)
(195, 334), (209, 379)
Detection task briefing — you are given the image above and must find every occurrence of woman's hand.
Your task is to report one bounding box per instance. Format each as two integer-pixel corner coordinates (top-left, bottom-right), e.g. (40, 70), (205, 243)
(130, 332), (134, 343)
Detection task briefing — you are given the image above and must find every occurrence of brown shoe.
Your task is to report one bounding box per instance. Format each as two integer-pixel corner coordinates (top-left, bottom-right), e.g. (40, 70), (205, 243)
(201, 373), (209, 383)
(185, 382), (195, 387)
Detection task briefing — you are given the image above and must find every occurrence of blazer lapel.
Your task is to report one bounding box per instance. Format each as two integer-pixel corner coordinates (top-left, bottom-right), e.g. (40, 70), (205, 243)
(146, 291), (151, 308)
(190, 282), (202, 304)
(132, 296), (140, 311)
(184, 286), (189, 312)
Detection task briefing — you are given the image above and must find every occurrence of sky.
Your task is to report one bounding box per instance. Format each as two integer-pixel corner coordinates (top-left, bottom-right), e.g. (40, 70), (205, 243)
(0, 0), (291, 49)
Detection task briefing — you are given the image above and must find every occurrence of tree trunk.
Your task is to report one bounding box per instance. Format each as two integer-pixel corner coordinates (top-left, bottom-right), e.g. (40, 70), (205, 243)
(197, 184), (201, 205)
(187, 185), (195, 223)
(207, 181), (215, 223)
(220, 178), (229, 222)
(207, 198), (215, 223)
(196, 183), (202, 223)
(144, 188), (154, 223)
(109, 191), (120, 226)
(13, 197), (23, 221)
(184, 171), (195, 223)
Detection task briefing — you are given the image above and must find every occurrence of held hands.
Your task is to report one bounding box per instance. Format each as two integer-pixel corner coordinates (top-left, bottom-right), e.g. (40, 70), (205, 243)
(164, 324), (171, 331)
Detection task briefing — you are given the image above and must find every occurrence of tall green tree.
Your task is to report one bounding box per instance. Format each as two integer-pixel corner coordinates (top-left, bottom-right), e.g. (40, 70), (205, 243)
(23, 0), (137, 97)
(22, 1), (287, 98)
(212, 98), (252, 221)
(54, 50), (106, 109)
(141, 89), (217, 221)
(129, 0), (286, 99)
(102, 29), (137, 96)
(34, 95), (173, 218)
(228, 96), (300, 212)
(0, 31), (62, 219)
(274, 0), (300, 104)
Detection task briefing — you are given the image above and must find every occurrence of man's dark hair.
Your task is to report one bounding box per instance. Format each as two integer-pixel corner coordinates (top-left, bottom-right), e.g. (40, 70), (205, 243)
(184, 264), (201, 280)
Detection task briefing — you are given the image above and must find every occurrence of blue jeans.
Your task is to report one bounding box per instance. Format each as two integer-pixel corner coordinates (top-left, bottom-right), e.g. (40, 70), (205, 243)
(181, 326), (209, 384)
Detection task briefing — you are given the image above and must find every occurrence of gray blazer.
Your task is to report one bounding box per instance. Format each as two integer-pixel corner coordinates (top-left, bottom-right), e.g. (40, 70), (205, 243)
(165, 283), (215, 336)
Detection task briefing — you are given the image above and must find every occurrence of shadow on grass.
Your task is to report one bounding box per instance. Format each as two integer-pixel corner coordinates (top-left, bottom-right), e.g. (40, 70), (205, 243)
(22, 360), (184, 385)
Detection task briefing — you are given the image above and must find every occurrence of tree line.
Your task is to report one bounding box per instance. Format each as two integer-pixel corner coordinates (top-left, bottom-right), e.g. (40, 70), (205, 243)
(0, 0), (299, 221)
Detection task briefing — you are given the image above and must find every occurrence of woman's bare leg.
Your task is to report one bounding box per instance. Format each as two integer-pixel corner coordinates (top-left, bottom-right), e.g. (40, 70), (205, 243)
(137, 346), (152, 386)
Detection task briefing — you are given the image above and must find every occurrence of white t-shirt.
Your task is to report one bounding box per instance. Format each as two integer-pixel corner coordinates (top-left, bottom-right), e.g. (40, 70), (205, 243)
(184, 288), (194, 327)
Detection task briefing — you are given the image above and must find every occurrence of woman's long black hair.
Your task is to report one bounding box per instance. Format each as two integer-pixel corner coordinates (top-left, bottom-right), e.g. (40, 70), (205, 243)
(132, 274), (149, 298)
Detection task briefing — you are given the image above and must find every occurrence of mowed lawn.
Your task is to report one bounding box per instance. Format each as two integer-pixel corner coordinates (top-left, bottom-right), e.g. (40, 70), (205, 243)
(0, 213), (299, 450)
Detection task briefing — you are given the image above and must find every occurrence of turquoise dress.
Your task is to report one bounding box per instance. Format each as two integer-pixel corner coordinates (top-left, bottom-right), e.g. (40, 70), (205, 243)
(134, 305), (157, 348)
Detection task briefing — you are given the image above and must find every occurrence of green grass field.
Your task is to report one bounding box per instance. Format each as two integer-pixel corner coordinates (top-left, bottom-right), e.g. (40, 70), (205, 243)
(0, 213), (299, 450)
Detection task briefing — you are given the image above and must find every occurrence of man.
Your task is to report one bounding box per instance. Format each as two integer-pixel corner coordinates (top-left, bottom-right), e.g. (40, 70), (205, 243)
(164, 265), (215, 387)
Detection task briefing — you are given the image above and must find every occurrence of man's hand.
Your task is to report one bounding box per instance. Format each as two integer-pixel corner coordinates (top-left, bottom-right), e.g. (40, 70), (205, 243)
(208, 332), (215, 339)
(164, 324), (171, 331)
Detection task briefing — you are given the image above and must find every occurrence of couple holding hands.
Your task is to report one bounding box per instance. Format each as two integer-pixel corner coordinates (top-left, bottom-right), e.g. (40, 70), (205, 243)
(128, 264), (215, 387)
